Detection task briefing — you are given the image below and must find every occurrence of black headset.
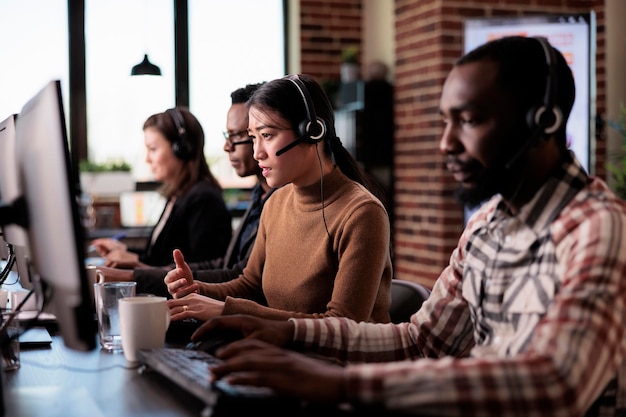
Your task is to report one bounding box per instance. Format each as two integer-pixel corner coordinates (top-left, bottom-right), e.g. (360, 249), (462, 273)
(506, 36), (564, 170)
(288, 75), (326, 142)
(275, 75), (327, 156)
(166, 107), (193, 160)
(526, 36), (563, 136)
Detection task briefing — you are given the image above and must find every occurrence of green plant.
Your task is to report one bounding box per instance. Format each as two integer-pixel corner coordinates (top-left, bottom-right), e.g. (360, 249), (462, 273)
(341, 46), (359, 64)
(320, 77), (340, 108)
(79, 159), (132, 173)
(606, 103), (626, 200)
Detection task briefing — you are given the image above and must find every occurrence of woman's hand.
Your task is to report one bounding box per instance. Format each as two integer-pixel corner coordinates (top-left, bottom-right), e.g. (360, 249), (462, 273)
(167, 293), (224, 322)
(97, 266), (135, 282)
(90, 238), (127, 256)
(104, 250), (139, 268)
(164, 249), (199, 298)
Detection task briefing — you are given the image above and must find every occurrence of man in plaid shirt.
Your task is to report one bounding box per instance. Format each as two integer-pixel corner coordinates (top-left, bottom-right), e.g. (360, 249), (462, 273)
(196, 36), (626, 416)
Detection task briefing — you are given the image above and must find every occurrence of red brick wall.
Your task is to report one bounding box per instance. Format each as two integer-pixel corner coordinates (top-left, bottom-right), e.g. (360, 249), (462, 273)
(392, 0), (606, 288)
(297, 0), (606, 288)
(299, 0), (363, 80)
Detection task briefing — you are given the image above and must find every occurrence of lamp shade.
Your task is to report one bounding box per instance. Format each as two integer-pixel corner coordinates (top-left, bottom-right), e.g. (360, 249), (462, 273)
(131, 54), (161, 76)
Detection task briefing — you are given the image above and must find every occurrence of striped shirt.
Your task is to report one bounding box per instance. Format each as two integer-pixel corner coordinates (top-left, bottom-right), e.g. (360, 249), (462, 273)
(291, 156), (626, 416)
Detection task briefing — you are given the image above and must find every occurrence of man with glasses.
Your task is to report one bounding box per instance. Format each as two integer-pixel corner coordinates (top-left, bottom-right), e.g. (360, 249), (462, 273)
(99, 83), (274, 297)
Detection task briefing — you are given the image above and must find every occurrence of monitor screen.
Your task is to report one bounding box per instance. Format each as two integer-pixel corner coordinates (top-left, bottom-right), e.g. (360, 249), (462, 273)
(0, 114), (38, 294)
(0, 114), (28, 247)
(12, 80), (96, 351)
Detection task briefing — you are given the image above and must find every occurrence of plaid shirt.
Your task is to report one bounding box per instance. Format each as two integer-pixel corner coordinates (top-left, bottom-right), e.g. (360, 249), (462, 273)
(291, 156), (626, 416)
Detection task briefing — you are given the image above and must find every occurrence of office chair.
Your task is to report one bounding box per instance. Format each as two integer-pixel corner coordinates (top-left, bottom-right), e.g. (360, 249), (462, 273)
(389, 279), (431, 324)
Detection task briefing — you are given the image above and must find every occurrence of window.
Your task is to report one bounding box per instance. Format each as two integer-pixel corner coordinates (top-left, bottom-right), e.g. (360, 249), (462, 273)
(188, 0), (285, 187)
(85, 0), (175, 181)
(1, 0), (286, 189)
(0, 0), (68, 120)
(85, 0), (285, 186)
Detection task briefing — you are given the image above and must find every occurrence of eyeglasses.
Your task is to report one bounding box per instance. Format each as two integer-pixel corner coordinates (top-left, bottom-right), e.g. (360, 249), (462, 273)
(222, 130), (253, 147)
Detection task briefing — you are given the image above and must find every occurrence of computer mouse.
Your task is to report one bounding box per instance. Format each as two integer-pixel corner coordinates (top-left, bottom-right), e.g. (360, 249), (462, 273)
(185, 328), (242, 355)
(166, 318), (201, 344)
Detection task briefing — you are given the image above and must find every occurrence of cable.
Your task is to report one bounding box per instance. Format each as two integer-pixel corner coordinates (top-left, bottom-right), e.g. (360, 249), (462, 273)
(315, 143), (331, 240)
(18, 358), (141, 372)
(0, 242), (17, 286)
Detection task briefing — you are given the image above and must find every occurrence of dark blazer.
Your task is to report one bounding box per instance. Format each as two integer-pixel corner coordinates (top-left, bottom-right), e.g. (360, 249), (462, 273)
(134, 183), (274, 296)
(214, 186), (266, 270)
(139, 180), (232, 267)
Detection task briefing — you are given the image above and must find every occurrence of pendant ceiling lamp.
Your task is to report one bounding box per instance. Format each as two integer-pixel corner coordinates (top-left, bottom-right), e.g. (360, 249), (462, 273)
(131, 54), (161, 76)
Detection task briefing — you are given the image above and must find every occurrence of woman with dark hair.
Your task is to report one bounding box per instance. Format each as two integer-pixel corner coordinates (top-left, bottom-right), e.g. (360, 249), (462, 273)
(91, 107), (232, 268)
(165, 74), (392, 323)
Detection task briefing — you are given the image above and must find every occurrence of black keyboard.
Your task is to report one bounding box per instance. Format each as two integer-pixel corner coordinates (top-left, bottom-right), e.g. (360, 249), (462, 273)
(137, 347), (274, 407)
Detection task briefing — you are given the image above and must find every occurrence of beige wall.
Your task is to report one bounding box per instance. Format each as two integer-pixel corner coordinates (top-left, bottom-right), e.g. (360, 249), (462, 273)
(287, 0), (301, 74)
(606, 0), (626, 159)
(362, 0), (395, 80)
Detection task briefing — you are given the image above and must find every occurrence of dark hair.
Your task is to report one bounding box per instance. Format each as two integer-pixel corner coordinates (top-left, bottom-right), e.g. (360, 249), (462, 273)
(231, 82), (265, 105)
(457, 36), (575, 152)
(143, 107), (221, 198)
(247, 74), (385, 201)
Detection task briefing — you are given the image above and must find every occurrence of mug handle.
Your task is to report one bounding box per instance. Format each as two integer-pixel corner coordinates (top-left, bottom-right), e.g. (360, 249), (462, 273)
(95, 270), (105, 284)
(164, 304), (171, 328)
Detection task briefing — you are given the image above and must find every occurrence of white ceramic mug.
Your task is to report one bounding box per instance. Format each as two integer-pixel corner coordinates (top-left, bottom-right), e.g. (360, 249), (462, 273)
(85, 264), (105, 301)
(118, 296), (170, 362)
(86, 264), (105, 286)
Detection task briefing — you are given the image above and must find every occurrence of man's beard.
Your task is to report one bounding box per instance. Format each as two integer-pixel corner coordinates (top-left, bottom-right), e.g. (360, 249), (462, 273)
(454, 161), (512, 209)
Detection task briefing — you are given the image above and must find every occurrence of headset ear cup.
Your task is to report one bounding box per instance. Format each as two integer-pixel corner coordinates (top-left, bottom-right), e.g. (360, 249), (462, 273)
(172, 140), (190, 160)
(526, 106), (540, 131)
(297, 118), (325, 144)
(526, 37), (563, 139)
(309, 118), (326, 142)
(167, 108), (193, 160)
(298, 119), (310, 137)
(286, 75), (326, 145)
(538, 106), (563, 135)
(527, 105), (563, 137)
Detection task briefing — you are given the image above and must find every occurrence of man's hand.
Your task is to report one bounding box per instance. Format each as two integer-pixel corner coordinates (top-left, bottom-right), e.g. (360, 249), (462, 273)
(211, 338), (346, 404)
(192, 314), (295, 347)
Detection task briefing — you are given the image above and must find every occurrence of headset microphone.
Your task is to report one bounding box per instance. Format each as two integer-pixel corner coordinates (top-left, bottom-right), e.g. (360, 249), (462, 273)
(504, 125), (544, 171)
(275, 134), (309, 156)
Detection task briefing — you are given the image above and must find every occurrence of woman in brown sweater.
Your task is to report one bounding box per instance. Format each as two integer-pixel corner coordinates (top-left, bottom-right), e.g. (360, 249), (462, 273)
(166, 74), (392, 323)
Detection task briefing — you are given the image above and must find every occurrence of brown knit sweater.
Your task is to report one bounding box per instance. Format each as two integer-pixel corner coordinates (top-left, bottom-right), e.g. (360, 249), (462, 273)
(196, 166), (392, 322)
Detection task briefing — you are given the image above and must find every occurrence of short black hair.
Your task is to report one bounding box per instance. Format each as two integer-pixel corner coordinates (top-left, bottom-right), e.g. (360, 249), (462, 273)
(231, 82), (265, 105)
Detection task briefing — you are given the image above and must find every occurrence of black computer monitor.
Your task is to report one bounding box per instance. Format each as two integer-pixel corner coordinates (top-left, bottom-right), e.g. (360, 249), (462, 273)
(0, 80), (96, 351)
(0, 114), (36, 292)
(0, 114), (28, 246)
